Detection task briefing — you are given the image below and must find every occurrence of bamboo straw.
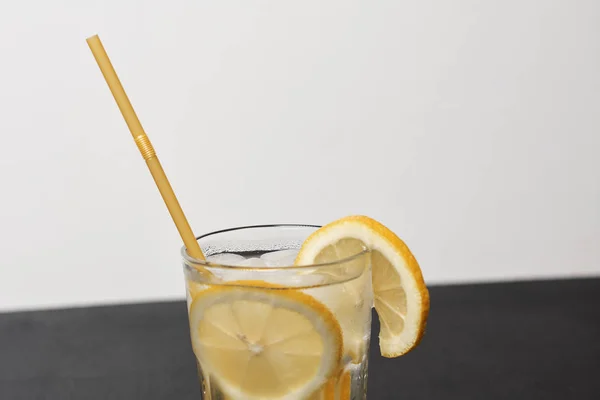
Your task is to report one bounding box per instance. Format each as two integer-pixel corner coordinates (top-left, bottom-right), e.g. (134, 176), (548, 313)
(86, 34), (206, 263)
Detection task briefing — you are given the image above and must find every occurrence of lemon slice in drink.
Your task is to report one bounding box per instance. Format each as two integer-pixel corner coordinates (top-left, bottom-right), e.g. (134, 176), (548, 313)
(189, 281), (343, 400)
(308, 367), (351, 400)
(296, 216), (430, 357)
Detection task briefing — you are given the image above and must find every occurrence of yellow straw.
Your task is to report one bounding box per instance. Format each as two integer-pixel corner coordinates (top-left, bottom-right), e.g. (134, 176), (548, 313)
(86, 34), (206, 263)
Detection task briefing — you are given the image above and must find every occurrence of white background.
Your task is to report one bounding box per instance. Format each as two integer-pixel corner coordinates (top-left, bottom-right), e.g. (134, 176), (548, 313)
(0, 1), (598, 311)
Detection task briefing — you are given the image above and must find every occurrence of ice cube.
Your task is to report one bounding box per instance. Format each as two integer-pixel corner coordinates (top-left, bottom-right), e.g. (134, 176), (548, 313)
(260, 249), (299, 266)
(236, 257), (268, 267)
(206, 253), (246, 265)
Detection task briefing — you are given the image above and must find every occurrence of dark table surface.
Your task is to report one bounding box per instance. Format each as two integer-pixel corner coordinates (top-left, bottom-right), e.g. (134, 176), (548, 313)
(1, 278), (599, 399)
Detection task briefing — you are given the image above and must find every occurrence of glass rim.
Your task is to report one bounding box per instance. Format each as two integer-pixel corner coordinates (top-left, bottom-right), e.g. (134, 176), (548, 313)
(181, 224), (370, 272)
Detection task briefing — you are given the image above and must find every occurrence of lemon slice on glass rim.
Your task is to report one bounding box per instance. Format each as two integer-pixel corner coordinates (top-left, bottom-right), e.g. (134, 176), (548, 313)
(296, 215), (430, 357)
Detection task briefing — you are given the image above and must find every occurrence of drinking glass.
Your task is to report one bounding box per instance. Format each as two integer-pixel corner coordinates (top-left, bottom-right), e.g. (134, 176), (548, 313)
(182, 225), (372, 399)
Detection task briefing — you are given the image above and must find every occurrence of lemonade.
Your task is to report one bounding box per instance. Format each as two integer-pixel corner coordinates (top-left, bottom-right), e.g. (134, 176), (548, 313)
(85, 35), (428, 400)
(183, 219), (429, 400)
